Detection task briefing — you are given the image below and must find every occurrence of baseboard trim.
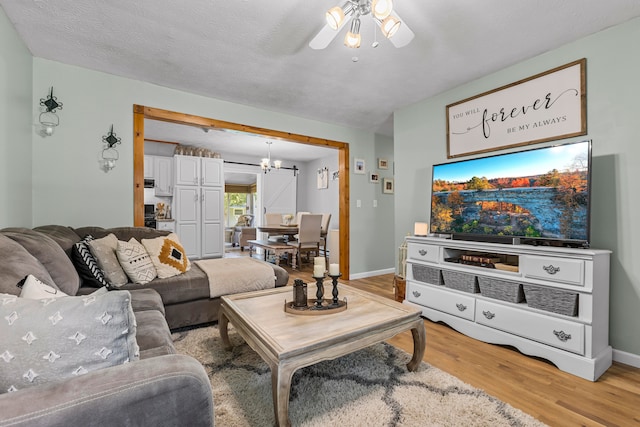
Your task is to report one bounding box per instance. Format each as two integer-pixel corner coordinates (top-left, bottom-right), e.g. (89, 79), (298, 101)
(349, 268), (395, 280)
(612, 348), (640, 368)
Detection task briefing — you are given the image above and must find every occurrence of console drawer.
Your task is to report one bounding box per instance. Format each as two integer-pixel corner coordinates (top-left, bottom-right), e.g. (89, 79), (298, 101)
(475, 300), (584, 354)
(408, 282), (475, 321)
(521, 255), (584, 286)
(407, 243), (439, 263)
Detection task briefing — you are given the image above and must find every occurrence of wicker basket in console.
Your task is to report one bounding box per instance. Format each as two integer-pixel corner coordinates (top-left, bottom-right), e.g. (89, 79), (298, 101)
(411, 264), (442, 285)
(522, 284), (578, 317)
(477, 276), (525, 303)
(442, 270), (479, 293)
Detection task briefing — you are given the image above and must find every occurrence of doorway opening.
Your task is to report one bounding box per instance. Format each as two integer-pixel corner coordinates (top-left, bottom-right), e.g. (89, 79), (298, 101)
(132, 105), (351, 278)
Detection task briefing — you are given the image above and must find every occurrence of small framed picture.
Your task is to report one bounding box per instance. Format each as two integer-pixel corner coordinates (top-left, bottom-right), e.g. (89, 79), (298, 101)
(383, 178), (394, 194)
(317, 168), (329, 189)
(369, 172), (380, 183)
(332, 170), (339, 180)
(378, 158), (388, 169)
(354, 158), (366, 174)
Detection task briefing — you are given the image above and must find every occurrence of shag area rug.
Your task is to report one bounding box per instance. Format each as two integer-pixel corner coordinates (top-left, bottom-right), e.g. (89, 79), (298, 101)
(172, 325), (546, 427)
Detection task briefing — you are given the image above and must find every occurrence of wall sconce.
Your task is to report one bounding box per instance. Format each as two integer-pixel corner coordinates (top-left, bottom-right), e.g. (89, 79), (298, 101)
(38, 87), (63, 137)
(100, 125), (121, 172)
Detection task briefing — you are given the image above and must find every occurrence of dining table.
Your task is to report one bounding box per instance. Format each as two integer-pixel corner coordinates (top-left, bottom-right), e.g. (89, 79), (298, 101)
(256, 225), (299, 238)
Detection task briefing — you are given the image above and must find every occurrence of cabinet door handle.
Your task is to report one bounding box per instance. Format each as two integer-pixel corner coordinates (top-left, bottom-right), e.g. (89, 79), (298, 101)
(418, 249), (427, 256)
(456, 303), (467, 312)
(482, 310), (495, 320)
(194, 194), (198, 202)
(542, 264), (560, 275)
(412, 290), (421, 298)
(553, 330), (572, 342)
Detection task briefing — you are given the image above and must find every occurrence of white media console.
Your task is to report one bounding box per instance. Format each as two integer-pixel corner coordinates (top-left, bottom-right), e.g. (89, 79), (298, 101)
(404, 236), (612, 381)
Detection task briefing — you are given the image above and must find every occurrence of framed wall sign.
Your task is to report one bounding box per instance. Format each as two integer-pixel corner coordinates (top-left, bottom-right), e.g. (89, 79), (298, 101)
(446, 58), (586, 158)
(354, 158), (365, 174)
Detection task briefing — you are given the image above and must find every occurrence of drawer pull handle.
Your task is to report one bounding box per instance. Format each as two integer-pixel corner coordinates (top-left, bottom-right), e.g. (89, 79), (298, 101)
(542, 265), (560, 275)
(482, 310), (495, 320)
(456, 303), (467, 312)
(553, 330), (572, 342)
(412, 291), (421, 298)
(418, 249), (428, 256)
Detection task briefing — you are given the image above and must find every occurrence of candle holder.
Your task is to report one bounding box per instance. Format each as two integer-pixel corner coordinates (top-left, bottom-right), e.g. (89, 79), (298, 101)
(328, 273), (341, 306)
(314, 275), (325, 308)
(283, 274), (347, 315)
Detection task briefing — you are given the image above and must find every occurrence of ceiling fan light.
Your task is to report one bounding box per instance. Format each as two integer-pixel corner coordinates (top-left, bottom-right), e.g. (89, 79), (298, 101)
(326, 6), (345, 30)
(372, 0), (393, 20)
(344, 18), (361, 48)
(381, 15), (401, 38)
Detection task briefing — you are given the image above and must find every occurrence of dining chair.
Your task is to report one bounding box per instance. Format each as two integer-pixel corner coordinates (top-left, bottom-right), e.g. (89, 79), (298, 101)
(287, 214), (322, 269)
(264, 213), (285, 242)
(319, 213), (332, 261)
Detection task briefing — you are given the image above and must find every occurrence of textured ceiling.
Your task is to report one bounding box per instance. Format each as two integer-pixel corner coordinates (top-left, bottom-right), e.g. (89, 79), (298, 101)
(3, 0), (640, 143)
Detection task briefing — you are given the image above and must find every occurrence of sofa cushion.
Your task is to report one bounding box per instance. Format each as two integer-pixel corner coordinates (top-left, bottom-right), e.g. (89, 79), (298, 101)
(0, 290), (139, 394)
(116, 238), (158, 285)
(32, 225), (82, 258)
(141, 233), (191, 279)
(134, 310), (175, 359)
(0, 235), (57, 296)
(1, 229), (80, 296)
(19, 275), (68, 299)
(88, 233), (128, 287)
(119, 264), (209, 306)
(74, 226), (169, 242)
(72, 235), (111, 289)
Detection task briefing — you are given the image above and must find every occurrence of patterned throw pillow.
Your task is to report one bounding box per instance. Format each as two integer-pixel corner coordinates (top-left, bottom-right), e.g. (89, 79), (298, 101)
(116, 238), (158, 285)
(19, 275), (68, 300)
(72, 235), (112, 289)
(141, 233), (191, 279)
(0, 290), (139, 393)
(87, 234), (128, 287)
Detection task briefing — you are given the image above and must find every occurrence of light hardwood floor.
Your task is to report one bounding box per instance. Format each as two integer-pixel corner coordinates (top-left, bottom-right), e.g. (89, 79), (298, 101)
(226, 247), (640, 427)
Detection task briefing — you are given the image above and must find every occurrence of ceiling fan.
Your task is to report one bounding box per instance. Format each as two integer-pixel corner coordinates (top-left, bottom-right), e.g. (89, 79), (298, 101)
(309, 0), (414, 50)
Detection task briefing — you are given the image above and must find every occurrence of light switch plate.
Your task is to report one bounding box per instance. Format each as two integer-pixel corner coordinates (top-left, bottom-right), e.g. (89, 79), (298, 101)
(356, 199), (361, 208)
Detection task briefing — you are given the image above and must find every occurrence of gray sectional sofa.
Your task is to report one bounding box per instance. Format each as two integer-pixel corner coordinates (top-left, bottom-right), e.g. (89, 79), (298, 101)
(0, 225), (289, 426)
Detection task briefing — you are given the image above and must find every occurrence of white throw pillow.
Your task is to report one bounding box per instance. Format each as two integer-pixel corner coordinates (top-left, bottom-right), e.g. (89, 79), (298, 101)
(116, 238), (158, 285)
(19, 275), (68, 300)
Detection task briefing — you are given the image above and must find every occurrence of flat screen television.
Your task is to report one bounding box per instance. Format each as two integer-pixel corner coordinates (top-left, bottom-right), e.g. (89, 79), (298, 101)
(430, 140), (592, 247)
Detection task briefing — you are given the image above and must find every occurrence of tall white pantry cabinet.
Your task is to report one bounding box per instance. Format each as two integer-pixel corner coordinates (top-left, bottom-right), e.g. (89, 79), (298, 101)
(173, 155), (224, 259)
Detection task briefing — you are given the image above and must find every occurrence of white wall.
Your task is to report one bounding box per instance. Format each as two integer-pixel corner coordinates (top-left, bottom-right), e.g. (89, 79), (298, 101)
(0, 7), (33, 227)
(297, 153), (339, 230)
(28, 57), (387, 276)
(394, 17), (640, 357)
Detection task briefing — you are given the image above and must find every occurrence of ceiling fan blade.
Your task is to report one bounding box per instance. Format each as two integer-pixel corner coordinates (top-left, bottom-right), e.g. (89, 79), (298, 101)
(308, 15), (352, 50)
(385, 12), (415, 48)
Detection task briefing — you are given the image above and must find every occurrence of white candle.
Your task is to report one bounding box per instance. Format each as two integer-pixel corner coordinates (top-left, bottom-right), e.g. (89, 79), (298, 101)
(414, 222), (429, 236)
(329, 263), (340, 276)
(314, 257), (326, 269)
(313, 265), (325, 278)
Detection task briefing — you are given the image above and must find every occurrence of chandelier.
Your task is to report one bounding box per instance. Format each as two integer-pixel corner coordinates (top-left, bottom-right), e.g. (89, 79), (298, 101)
(260, 141), (282, 173)
(309, 0), (413, 50)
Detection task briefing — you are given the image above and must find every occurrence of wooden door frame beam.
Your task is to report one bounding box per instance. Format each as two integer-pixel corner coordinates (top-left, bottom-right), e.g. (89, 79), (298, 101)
(132, 104), (351, 279)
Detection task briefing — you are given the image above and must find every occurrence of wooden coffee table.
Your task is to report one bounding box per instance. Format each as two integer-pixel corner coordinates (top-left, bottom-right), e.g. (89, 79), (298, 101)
(219, 283), (426, 427)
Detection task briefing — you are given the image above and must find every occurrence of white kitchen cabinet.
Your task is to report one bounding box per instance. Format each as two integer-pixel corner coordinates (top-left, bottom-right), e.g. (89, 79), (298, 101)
(144, 155), (154, 179)
(154, 156), (173, 196)
(404, 236), (611, 381)
(173, 156), (224, 259)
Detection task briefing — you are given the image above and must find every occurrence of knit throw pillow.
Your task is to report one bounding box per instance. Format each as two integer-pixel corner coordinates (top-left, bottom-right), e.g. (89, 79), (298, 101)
(116, 238), (157, 285)
(141, 233), (191, 279)
(0, 290), (139, 394)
